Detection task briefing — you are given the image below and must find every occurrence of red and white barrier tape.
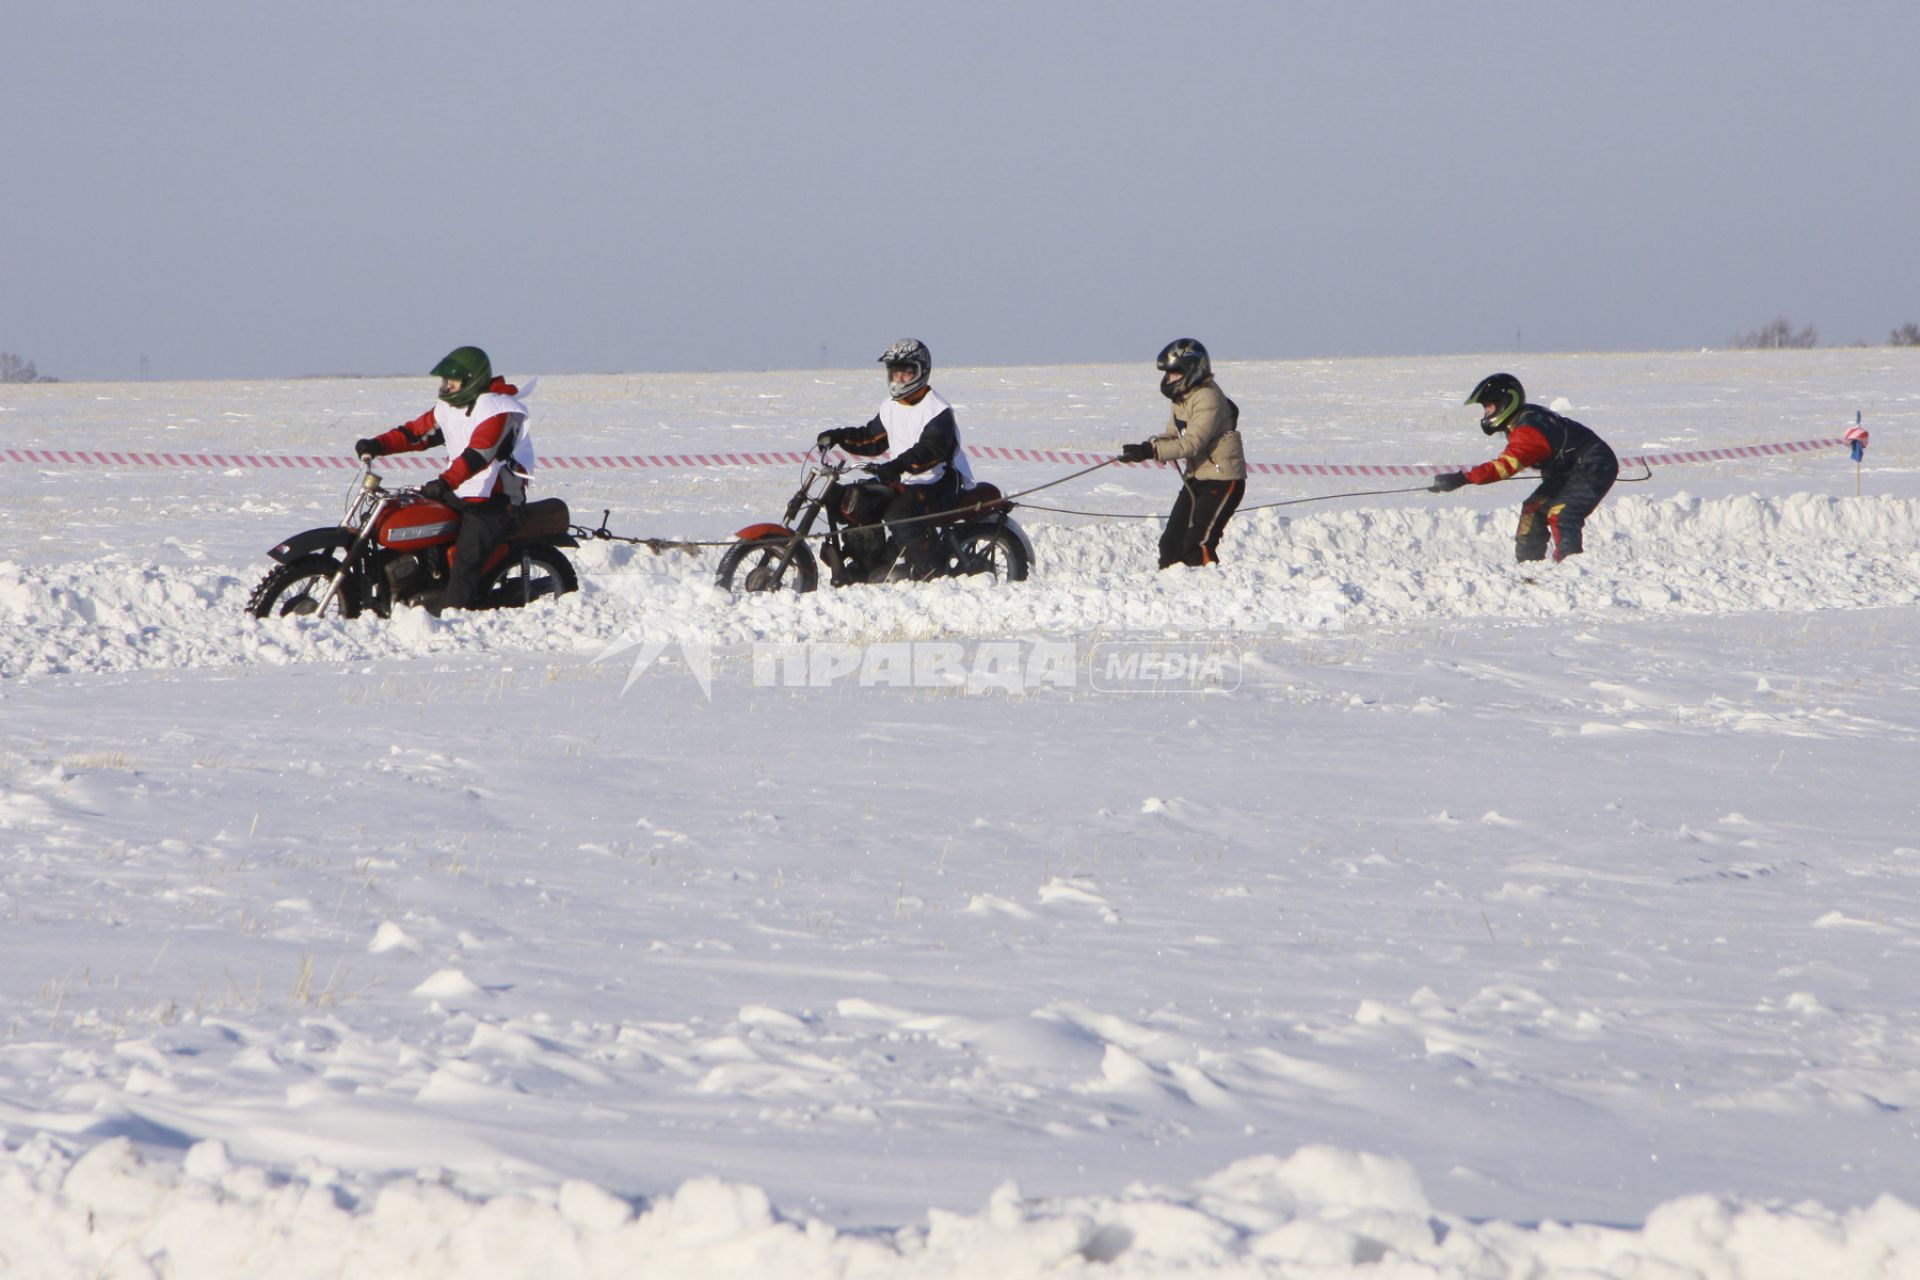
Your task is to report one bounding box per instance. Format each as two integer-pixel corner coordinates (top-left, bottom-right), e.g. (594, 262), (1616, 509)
(1, 437), (1853, 475)
(980, 439), (1855, 475)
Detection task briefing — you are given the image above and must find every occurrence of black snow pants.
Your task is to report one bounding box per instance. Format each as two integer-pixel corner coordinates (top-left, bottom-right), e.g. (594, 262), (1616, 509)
(444, 492), (518, 607)
(1515, 452), (1619, 563)
(1159, 478), (1245, 569)
(876, 474), (961, 580)
(835, 474), (959, 582)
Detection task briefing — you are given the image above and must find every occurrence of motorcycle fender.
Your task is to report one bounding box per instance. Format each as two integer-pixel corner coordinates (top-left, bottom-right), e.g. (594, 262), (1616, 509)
(268, 526), (356, 564)
(734, 522), (797, 542)
(998, 515), (1036, 567)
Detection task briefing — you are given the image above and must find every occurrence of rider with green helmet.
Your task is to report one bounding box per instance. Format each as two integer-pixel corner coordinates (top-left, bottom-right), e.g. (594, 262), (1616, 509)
(1429, 373), (1619, 563)
(354, 346), (535, 610)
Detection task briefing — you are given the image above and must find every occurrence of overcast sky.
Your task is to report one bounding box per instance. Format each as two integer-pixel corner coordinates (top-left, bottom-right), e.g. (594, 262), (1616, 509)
(7, 2), (1916, 382)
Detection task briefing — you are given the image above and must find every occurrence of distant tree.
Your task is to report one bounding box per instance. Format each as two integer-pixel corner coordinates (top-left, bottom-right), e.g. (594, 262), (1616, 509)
(1891, 322), (1920, 347)
(1734, 317), (1818, 350)
(0, 352), (58, 382)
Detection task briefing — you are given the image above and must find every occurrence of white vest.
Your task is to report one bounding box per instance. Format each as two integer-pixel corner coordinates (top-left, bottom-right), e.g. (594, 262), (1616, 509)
(879, 390), (974, 488)
(434, 390), (532, 500)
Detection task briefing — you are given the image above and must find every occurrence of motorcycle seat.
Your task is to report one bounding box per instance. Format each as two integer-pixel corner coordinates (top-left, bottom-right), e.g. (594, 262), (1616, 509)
(511, 497), (571, 542)
(933, 482), (1007, 518)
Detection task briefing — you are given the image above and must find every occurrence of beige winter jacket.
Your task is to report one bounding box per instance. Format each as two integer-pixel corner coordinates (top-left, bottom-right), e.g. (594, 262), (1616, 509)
(1150, 380), (1246, 481)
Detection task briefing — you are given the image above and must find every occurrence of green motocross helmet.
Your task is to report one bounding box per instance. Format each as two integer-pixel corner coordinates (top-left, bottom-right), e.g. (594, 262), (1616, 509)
(1467, 372), (1525, 435)
(432, 346), (492, 408)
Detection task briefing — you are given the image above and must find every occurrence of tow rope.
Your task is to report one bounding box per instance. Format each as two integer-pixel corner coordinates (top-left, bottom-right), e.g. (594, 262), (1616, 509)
(575, 456), (1125, 552)
(1011, 462), (1655, 520)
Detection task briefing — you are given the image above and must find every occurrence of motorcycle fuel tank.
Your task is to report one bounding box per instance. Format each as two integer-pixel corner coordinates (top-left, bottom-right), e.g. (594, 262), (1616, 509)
(375, 498), (461, 550)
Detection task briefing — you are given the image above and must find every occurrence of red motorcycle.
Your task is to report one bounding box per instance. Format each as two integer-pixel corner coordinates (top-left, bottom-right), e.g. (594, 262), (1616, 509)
(716, 452), (1033, 593)
(247, 465), (580, 618)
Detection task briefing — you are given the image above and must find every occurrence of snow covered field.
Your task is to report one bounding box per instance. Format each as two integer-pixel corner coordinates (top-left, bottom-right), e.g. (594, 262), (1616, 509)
(2, 349), (1918, 1277)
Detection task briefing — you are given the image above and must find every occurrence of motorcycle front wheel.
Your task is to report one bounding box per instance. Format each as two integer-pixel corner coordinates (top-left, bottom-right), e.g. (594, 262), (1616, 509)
(247, 555), (360, 619)
(476, 545), (580, 609)
(950, 524), (1031, 584)
(716, 535), (819, 594)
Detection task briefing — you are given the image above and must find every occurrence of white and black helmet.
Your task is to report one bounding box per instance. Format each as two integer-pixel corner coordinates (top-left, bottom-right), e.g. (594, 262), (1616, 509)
(879, 338), (931, 401)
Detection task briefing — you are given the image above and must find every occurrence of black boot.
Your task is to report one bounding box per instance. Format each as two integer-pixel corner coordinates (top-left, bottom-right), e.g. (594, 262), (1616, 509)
(821, 541), (857, 588)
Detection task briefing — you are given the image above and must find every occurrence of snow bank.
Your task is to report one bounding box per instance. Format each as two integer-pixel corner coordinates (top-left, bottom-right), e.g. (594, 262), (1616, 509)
(4, 1136), (1914, 1279)
(6, 492), (1917, 678)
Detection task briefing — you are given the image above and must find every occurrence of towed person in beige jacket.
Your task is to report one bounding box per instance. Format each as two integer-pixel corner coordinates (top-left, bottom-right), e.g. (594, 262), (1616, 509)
(1119, 338), (1248, 569)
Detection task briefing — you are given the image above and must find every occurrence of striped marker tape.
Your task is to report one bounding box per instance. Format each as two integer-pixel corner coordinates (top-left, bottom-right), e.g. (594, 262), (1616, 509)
(0, 437), (1852, 475)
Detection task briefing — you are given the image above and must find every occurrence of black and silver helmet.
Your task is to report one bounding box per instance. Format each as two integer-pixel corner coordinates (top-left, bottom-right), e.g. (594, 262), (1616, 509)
(1156, 338), (1210, 401)
(1467, 372), (1525, 435)
(879, 338), (931, 401)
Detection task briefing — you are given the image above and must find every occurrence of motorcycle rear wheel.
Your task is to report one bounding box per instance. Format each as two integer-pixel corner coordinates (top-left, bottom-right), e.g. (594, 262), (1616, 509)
(247, 555), (360, 619)
(716, 535), (819, 594)
(476, 545), (580, 609)
(950, 524), (1030, 584)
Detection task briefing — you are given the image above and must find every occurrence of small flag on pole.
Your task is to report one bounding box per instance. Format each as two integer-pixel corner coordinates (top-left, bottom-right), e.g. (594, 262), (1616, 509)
(1845, 414), (1869, 462)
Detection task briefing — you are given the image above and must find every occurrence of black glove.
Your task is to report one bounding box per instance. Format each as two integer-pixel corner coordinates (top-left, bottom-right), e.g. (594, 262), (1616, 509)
(419, 477), (456, 504)
(1428, 471), (1468, 493)
(354, 437), (382, 462)
(868, 460), (903, 485)
(816, 430), (840, 451)
(1119, 441), (1155, 463)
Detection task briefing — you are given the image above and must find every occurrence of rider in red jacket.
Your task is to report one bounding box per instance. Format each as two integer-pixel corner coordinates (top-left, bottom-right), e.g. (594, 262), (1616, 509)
(1428, 373), (1619, 563)
(355, 346), (531, 611)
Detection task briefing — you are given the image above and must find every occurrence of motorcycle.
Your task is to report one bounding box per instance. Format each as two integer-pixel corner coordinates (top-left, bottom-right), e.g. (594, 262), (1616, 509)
(716, 452), (1034, 594)
(247, 465), (580, 618)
